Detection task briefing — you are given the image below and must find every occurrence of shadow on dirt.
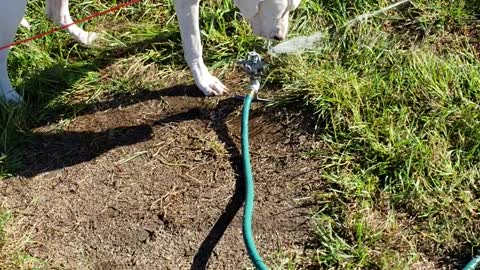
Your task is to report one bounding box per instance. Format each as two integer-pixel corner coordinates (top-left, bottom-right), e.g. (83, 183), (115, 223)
(16, 87), (242, 175)
(16, 85), (203, 176)
(19, 124), (153, 177)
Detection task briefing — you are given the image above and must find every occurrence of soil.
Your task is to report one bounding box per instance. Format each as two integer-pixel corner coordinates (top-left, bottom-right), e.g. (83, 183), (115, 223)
(0, 85), (322, 269)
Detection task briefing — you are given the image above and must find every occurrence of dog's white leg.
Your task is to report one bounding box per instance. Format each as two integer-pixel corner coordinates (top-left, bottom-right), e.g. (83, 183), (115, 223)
(174, 0), (228, 95)
(46, 0), (98, 46)
(0, 0), (28, 103)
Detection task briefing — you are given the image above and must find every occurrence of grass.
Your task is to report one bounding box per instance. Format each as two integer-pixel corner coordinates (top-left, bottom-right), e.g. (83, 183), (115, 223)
(0, 0), (479, 269)
(0, 209), (53, 269)
(273, 0), (480, 269)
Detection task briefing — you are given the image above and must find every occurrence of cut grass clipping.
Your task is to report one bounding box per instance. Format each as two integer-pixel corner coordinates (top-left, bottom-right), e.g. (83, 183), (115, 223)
(0, 0), (479, 269)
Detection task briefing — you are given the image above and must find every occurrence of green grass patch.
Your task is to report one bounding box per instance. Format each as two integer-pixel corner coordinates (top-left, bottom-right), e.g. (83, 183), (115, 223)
(271, 0), (480, 268)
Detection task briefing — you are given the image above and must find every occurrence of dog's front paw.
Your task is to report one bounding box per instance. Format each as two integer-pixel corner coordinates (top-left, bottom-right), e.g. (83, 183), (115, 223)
(74, 32), (99, 47)
(195, 74), (229, 96)
(1, 89), (24, 104)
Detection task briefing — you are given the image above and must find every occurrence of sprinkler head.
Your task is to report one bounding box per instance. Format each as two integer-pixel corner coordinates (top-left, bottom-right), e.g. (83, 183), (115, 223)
(237, 52), (267, 80)
(235, 51), (272, 102)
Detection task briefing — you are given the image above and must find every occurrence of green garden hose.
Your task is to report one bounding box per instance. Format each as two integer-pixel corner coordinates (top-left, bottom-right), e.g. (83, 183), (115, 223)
(463, 256), (480, 270)
(241, 88), (269, 270)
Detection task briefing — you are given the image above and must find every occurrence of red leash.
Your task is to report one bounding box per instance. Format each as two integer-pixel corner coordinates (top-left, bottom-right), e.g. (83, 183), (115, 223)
(0, 0), (143, 51)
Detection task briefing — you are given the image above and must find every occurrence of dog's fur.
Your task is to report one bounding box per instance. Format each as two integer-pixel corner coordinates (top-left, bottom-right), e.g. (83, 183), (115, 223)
(0, 0), (301, 103)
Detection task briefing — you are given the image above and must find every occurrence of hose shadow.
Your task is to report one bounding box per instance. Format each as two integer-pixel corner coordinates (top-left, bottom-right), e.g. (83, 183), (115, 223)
(188, 98), (246, 270)
(153, 97), (248, 269)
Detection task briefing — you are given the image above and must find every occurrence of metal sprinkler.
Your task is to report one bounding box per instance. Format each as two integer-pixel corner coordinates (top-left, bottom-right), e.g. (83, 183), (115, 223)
(235, 52), (271, 102)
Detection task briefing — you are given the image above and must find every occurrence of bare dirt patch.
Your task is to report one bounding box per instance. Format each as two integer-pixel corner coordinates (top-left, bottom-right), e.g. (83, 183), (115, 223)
(1, 85), (321, 269)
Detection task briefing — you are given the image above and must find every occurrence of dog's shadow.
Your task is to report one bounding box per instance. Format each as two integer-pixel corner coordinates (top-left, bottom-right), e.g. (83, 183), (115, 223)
(16, 84), (206, 177)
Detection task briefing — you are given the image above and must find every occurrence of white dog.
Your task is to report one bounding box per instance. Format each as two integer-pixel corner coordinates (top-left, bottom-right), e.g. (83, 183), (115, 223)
(0, 0), (301, 103)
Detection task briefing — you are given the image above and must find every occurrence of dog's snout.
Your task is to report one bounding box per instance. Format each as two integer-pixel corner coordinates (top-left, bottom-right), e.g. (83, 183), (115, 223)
(271, 28), (286, 41)
(273, 34), (284, 41)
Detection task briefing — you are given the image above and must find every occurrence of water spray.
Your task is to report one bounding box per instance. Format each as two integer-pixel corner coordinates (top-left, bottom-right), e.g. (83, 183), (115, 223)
(269, 0), (411, 55)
